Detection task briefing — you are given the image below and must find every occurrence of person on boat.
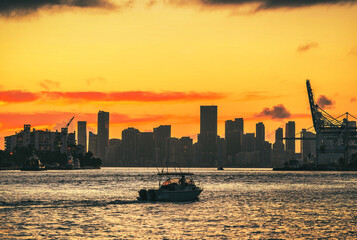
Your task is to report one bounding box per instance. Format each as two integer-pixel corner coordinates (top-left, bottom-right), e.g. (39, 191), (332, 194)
(179, 175), (186, 188)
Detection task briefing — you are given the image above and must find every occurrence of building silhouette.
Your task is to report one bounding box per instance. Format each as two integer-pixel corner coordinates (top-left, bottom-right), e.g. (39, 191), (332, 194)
(225, 118), (243, 163)
(88, 131), (97, 156)
(153, 125), (171, 165)
(255, 122), (265, 151)
(179, 137), (193, 166)
(122, 127), (140, 166)
(96, 111), (109, 162)
(285, 121), (296, 153)
(108, 138), (121, 166)
(273, 127), (284, 151)
(199, 105), (217, 166)
(300, 129), (316, 164)
(77, 121), (87, 153)
(139, 132), (154, 166)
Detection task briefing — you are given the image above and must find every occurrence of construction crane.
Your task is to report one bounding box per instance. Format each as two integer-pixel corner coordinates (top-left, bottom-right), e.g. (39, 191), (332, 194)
(61, 116), (75, 135)
(306, 80), (357, 165)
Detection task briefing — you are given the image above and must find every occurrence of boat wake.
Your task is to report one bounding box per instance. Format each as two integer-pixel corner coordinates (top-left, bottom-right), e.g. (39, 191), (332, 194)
(0, 199), (140, 208)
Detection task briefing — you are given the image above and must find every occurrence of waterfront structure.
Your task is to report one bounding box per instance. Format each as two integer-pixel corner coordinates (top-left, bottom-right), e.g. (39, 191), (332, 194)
(300, 129), (316, 164)
(77, 121), (87, 152)
(96, 111), (109, 162)
(199, 105), (217, 166)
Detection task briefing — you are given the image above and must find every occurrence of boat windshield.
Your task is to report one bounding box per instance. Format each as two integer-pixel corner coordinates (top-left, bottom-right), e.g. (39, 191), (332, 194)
(162, 178), (193, 186)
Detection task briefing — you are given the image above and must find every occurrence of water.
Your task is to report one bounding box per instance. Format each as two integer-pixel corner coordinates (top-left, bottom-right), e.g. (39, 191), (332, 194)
(0, 168), (356, 239)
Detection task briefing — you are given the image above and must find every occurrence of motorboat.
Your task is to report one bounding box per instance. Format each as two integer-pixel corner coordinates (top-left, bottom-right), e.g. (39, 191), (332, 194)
(21, 152), (46, 171)
(138, 172), (203, 202)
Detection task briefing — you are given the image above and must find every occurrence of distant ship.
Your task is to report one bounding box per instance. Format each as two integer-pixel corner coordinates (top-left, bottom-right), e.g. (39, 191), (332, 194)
(21, 152), (46, 171)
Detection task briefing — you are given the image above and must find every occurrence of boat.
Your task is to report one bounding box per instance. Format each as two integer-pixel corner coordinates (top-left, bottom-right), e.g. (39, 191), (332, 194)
(138, 171), (203, 202)
(217, 166), (224, 170)
(21, 152), (46, 171)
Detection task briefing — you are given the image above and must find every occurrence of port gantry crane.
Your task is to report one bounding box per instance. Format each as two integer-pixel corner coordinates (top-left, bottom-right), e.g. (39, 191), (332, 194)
(306, 79), (357, 165)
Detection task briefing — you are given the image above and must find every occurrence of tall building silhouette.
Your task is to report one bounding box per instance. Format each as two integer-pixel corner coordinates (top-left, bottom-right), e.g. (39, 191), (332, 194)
(122, 127), (140, 166)
(88, 131), (97, 156)
(285, 121), (296, 153)
(96, 111), (109, 162)
(77, 121), (87, 152)
(225, 118), (243, 160)
(273, 127), (284, 151)
(139, 132), (154, 166)
(153, 125), (171, 165)
(255, 122), (265, 151)
(199, 105), (217, 166)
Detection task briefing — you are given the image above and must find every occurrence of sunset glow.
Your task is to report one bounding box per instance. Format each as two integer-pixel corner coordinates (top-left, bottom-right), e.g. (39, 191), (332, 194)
(1, 0), (357, 149)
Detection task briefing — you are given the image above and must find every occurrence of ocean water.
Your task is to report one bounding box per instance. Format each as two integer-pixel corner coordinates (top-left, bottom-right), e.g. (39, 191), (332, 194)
(0, 168), (356, 239)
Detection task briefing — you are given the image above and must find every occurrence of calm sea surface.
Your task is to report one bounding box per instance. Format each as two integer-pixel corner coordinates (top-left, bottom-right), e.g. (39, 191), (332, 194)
(0, 168), (356, 239)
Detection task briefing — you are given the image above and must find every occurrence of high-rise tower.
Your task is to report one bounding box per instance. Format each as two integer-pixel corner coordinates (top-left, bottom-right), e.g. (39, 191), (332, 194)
(77, 121), (87, 152)
(97, 111), (109, 162)
(285, 121), (296, 153)
(199, 105), (217, 166)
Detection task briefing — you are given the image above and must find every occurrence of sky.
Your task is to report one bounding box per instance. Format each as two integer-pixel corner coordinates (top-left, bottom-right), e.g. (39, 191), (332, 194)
(0, 0), (357, 151)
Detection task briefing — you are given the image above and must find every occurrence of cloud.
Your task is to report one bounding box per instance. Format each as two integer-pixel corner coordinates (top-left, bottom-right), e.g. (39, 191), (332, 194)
(167, 0), (357, 11)
(0, 90), (38, 103)
(351, 97), (356, 103)
(39, 79), (61, 91)
(297, 42), (319, 52)
(0, 90), (227, 103)
(255, 104), (291, 119)
(317, 95), (335, 109)
(0, 0), (117, 17)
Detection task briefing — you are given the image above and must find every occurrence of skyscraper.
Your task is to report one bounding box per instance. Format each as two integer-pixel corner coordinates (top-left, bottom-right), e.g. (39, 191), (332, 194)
(77, 121), (87, 152)
(96, 111), (109, 162)
(285, 121), (296, 153)
(273, 127), (284, 151)
(153, 125), (171, 165)
(139, 132), (154, 166)
(255, 122), (265, 151)
(225, 118), (243, 159)
(122, 127), (140, 166)
(88, 131), (97, 156)
(199, 105), (217, 166)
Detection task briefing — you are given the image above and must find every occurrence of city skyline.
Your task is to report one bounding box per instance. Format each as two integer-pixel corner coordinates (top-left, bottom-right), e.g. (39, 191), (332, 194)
(0, 1), (356, 151)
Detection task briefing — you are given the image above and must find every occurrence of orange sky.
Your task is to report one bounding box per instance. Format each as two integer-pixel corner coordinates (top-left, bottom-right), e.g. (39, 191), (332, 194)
(0, 0), (357, 151)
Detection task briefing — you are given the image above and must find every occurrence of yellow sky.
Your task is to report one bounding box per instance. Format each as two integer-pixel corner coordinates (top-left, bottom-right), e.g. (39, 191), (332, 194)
(0, 1), (357, 150)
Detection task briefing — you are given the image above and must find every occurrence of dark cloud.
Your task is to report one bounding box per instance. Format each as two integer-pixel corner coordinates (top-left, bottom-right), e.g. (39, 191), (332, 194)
(317, 95), (335, 108)
(256, 104), (291, 119)
(297, 42), (319, 52)
(200, 0), (356, 10)
(0, 0), (116, 17)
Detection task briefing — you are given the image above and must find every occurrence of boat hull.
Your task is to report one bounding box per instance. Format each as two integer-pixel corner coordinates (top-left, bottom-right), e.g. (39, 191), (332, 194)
(138, 189), (202, 202)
